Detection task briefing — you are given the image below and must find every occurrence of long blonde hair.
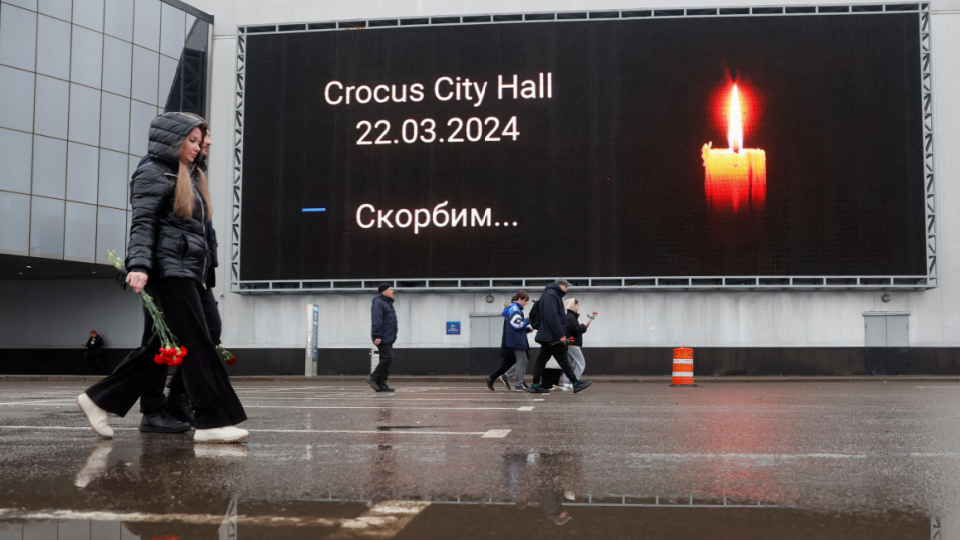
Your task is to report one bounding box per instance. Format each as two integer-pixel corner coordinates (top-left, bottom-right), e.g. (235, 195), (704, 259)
(172, 125), (212, 222)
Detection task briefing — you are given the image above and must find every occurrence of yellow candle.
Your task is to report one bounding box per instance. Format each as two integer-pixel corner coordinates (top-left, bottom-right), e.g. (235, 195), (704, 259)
(702, 85), (766, 212)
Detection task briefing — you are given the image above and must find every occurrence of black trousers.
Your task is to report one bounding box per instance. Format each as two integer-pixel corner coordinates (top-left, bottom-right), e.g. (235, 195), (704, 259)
(490, 349), (517, 380)
(85, 278), (246, 429)
(139, 287), (222, 415)
(531, 342), (579, 386)
(371, 343), (394, 383)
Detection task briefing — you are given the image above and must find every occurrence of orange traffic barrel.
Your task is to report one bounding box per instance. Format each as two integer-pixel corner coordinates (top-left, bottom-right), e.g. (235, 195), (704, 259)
(671, 346), (698, 387)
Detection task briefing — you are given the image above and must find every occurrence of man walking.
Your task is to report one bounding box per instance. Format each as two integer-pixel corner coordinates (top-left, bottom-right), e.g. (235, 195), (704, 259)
(526, 280), (592, 394)
(368, 284), (398, 393)
(82, 331), (104, 372)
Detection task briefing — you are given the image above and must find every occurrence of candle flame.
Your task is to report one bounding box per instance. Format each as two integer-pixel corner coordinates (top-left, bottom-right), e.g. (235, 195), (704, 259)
(728, 85), (743, 153)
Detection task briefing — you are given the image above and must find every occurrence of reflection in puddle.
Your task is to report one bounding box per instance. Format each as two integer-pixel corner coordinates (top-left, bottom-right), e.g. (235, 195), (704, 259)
(0, 428), (957, 539)
(0, 504), (952, 540)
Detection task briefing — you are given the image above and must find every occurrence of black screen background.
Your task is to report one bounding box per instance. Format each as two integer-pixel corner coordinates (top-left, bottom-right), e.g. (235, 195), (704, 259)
(240, 14), (925, 281)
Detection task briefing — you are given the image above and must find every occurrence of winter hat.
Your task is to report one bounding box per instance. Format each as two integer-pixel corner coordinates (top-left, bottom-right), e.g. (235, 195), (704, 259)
(555, 278), (571, 287)
(378, 283), (392, 294)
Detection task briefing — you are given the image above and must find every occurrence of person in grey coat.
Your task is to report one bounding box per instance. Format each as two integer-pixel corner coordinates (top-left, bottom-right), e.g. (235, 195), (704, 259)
(367, 283), (398, 392)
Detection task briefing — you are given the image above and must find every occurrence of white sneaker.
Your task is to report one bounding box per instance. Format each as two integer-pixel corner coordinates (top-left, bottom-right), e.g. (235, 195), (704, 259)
(562, 384), (574, 391)
(194, 426), (249, 444)
(77, 393), (114, 438)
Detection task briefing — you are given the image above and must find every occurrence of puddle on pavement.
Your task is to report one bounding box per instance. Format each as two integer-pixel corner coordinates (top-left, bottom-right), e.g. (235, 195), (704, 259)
(0, 502), (950, 539)
(0, 440), (957, 539)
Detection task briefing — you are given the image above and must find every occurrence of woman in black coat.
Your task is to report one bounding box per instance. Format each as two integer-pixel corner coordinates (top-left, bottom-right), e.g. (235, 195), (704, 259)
(76, 112), (248, 444)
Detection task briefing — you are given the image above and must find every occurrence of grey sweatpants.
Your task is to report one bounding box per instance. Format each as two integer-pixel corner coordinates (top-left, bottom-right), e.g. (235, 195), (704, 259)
(562, 346), (586, 385)
(504, 349), (529, 389)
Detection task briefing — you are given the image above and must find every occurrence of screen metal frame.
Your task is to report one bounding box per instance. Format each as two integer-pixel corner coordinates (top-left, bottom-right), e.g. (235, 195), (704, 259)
(230, 3), (936, 294)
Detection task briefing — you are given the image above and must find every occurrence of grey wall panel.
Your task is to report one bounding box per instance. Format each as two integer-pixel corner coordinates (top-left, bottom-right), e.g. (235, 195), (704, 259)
(104, 0), (133, 41)
(97, 149), (128, 209)
(130, 45), (158, 105)
(99, 92), (130, 153)
(159, 1), (184, 59)
(0, 128), (32, 194)
(0, 4), (36, 71)
(67, 83), (101, 145)
(0, 66), (35, 132)
(95, 205), (125, 264)
(72, 0), (103, 32)
(63, 201), (96, 262)
(69, 25), (103, 88)
(0, 191), (31, 255)
(66, 141), (99, 204)
(36, 14), (71, 80)
(38, 0), (72, 22)
(128, 99), (155, 155)
(33, 74), (69, 139)
(31, 135), (67, 198)
(29, 195), (64, 258)
(101, 36), (132, 97)
(132, 0), (159, 51)
(4, 0), (38, 11)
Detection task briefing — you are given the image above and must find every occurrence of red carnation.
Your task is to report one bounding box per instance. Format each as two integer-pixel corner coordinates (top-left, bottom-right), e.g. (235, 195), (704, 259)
(227, 356), (237, 366)
(154, 354), (165, 364)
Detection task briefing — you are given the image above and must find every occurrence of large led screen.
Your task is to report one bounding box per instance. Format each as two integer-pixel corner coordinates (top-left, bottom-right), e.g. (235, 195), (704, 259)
(239, 12), (925, 281)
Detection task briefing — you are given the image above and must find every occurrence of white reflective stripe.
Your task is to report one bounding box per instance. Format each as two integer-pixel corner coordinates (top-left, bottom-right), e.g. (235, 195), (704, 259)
(673, 359), (694, 364)
(672, 372), (695, 378)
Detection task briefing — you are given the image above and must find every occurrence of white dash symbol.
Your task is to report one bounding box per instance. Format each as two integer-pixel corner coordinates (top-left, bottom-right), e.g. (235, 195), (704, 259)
(482, 429), (511, 438)
(518, 406), (534, 411)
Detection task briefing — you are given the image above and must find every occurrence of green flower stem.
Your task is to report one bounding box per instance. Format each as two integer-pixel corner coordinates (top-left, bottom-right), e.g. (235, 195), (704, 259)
(105, 250), (179, 350)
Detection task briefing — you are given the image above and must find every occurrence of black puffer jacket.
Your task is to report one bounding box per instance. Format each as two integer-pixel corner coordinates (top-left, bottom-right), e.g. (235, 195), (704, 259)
(126, 112), (209, 284)
(565, 310), (587, 346)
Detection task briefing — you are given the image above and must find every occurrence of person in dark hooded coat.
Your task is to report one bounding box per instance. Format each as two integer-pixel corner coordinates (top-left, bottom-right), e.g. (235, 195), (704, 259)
(526, 280), (592, 394)
(76, 112), (248, 444)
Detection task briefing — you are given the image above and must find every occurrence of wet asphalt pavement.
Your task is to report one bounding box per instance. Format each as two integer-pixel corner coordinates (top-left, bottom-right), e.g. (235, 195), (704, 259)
(0, 380), (958, 539)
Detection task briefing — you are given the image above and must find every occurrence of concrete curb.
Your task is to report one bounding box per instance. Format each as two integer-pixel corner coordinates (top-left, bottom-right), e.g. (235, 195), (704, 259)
(2, 375), (960, 383)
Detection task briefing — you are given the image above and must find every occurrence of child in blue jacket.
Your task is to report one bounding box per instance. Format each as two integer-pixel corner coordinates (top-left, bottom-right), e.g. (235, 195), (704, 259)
(486, 291), (531, 391)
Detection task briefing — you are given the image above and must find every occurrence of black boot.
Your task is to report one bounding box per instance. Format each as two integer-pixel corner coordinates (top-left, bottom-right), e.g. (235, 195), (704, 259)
(379, 380), (395, 393)
(166, 393), (195, 426)
(366, 376), (383, 392)
(139, 409), (191, 433)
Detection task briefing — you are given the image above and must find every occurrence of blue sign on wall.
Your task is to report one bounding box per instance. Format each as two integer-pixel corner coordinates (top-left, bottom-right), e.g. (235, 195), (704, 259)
(446, 322), (461, 335)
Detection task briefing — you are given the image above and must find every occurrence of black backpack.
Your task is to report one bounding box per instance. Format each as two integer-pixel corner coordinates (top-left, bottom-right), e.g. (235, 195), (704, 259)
(528, 299), (543, 330)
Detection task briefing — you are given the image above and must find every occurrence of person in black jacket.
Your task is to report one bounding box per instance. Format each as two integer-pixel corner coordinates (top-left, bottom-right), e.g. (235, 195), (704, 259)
(82, 331), (104, 371)
(136, 119), (220, 433)
(367, 283), (398, 392)
(526, 280), (592, 394)
(560, 298), (590, 390)
(76, 112), (248, 444)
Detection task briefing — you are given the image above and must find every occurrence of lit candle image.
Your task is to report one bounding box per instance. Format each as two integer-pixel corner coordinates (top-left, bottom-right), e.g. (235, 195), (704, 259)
(702, 85), (766, 212)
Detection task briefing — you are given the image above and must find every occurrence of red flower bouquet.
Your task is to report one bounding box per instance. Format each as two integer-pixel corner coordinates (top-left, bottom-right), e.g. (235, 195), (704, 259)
(218, 346), (237, 366)
(107, 250), (187, 367)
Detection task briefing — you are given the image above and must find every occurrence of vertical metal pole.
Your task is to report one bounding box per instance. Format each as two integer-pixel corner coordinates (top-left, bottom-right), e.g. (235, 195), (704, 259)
(305, 304), (318, 376)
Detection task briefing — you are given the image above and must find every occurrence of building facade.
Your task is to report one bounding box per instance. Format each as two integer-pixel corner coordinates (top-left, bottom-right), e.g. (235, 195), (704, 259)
(2, 0), (960, 376)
